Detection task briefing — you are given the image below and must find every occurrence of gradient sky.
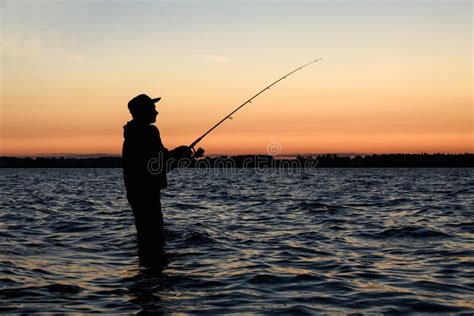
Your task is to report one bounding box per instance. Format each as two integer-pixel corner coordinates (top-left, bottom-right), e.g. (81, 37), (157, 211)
(1, 0), (472, 155)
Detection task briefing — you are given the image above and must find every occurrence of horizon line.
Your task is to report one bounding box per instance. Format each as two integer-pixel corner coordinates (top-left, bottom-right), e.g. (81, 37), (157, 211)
(2, 152), (473, 158)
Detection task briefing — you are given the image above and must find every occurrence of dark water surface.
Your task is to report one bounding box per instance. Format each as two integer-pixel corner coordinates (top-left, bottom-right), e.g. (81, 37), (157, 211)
(1, 168), (473, 313)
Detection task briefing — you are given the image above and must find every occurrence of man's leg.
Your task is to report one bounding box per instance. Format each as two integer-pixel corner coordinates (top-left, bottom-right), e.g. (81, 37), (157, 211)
(127, 193), (164, 254)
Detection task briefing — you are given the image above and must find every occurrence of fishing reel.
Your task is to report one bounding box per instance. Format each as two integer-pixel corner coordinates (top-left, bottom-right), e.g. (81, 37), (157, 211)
(191, 147), (205, 159)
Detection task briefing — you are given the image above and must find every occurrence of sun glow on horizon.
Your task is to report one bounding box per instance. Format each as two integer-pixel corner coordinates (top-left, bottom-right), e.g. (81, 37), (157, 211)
(1, 1), (472, 156)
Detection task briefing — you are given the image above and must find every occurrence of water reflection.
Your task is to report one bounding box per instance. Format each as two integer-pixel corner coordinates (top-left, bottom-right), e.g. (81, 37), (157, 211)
(119, 243), (171, 314)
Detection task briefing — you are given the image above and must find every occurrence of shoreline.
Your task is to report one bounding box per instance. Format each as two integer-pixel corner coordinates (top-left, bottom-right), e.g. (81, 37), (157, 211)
(1, 153), (472, 168)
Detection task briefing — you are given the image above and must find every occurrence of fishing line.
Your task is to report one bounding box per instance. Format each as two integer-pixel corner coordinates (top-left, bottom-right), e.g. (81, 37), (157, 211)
(189, 58), (322, 150)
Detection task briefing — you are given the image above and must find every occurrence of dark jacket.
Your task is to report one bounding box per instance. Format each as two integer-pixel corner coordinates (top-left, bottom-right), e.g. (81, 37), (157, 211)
(122, 120), (168, 195)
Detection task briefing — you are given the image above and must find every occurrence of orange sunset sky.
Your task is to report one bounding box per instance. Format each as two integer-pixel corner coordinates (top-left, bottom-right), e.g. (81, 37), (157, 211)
(1, 1), (472, 156)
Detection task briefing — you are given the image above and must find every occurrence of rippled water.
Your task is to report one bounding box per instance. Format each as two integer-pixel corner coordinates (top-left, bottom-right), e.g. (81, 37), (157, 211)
(1, 168), (473, 313)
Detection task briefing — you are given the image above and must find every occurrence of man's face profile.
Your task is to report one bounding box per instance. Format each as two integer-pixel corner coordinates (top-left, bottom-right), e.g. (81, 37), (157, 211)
(133, 103), (158, 123)
(147, 105), (158, 123)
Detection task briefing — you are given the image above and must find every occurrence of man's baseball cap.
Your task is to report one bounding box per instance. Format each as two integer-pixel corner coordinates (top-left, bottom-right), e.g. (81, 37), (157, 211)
(128, 94), (161, 114)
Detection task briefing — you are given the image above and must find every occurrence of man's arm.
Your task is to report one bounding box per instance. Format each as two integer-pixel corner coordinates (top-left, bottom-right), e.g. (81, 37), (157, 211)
(167, 146), (194, 171)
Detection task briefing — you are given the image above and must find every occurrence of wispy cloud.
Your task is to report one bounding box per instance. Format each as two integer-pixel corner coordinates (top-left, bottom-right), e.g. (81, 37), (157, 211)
(67, 55), (87, 62)
(1, 32), (79, 63)
(0, 33), (44, 58)
(204, 55), (231, 63)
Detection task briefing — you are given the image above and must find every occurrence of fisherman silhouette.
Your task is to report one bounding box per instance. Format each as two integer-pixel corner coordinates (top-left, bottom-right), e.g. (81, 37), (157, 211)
(122, 94), (202, 262)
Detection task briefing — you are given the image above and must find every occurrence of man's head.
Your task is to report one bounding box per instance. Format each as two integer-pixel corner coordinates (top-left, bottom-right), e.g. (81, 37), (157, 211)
(128, 94), (161, 123)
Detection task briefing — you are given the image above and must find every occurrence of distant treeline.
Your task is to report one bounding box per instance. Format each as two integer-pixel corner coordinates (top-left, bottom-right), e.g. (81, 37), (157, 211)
(0, 153), (472, 168)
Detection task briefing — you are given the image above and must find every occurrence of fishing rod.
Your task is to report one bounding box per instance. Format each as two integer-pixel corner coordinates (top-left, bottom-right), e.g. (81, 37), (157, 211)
(189, 58), (322, 151)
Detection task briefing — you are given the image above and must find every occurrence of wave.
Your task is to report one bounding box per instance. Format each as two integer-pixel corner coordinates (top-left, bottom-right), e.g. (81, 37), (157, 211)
(359, 225), (453, 239)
